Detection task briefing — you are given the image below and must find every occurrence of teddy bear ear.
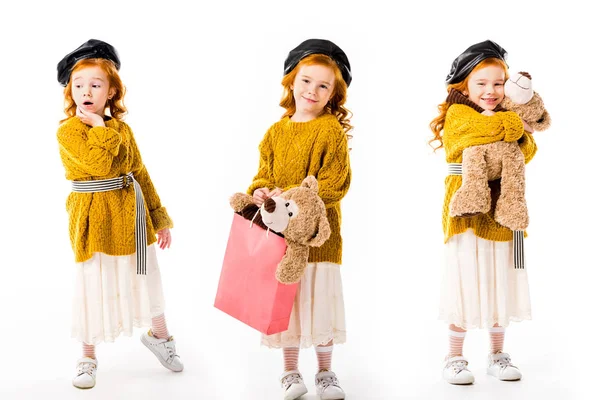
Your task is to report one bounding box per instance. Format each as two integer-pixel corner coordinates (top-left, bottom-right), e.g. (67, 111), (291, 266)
(301, 176), (319, 192)
(517, 71), (532, 79)
(305, 215), (331, 247)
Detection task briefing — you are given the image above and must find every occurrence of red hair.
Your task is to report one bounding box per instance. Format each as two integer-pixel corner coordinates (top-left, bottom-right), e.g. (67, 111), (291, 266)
(429, 57), (508, 151)
(280, 54), (353, 138)
(61, 58), (127, 123)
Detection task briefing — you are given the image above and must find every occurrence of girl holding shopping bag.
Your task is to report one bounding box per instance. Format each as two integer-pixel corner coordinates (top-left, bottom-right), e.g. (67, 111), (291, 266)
(247, 38), (352, 400)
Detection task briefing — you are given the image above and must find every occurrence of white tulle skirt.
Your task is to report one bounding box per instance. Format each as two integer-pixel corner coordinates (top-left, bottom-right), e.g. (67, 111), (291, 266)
(261, 262), (346, 349)
(71, 245), (166, 345)
(439, 229), (532, 329)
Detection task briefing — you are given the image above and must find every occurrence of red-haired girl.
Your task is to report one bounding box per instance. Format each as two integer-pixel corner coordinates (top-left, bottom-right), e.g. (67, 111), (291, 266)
(431, 40), (537, 385)
(56, 39), (183, 389)
(248, 39), (352, 400)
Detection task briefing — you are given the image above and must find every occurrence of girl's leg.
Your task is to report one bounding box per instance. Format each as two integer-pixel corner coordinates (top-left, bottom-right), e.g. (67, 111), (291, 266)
(280, 347), (307, 398)
(448, 324), (466, 357)
(73, 343), (98, 389)
(487, 325), (521, 381)
(489, 324), (505, 354)
(151, 314), (170, 339)
(82, 343), (96, 360)
(443, 324), (474, 385)
(141, 313), (183, 372)
(314, 340), (344, 397)
(315, 340), (333, 372)
(283, 347), (300, 371)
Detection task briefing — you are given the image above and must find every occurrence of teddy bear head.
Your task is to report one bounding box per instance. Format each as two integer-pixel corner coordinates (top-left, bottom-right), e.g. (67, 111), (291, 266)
(260, 176), (330, 247)
(501, 71), (551, 132)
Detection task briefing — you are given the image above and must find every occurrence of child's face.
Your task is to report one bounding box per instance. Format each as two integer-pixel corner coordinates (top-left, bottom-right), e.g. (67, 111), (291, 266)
(291, 64), (335, 117)
(465, 65), (505, 111)
(71, 66), (114, 117)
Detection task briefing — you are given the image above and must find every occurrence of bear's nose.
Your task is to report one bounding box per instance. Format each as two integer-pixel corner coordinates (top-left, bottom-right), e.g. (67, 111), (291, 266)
(264, 197), (276, 213)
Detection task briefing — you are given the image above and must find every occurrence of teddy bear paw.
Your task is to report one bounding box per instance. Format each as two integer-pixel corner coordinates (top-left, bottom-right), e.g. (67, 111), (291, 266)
(229, 192), (255, 212)
(275, 265), (304, 285)
(449, 185), (492, 217)
(494, 195), (529, 231)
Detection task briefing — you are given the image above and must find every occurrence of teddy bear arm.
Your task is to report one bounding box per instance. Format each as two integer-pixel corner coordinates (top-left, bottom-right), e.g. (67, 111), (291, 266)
(229, 192), (255, 212)
(276, 242), (309, 284)
(529, 109), (551, 132)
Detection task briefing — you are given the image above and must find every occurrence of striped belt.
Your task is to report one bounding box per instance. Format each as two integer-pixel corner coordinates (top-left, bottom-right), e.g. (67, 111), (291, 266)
(447, 163), (525, 269)
(71, 172), (148, 275)
(448, 163), (462, 175)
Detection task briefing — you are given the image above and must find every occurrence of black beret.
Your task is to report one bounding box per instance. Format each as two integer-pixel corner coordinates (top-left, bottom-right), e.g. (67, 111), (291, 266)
(57, 39), (120, 86)
(445, 40), (508, 85)
(284, 39), (352, 87)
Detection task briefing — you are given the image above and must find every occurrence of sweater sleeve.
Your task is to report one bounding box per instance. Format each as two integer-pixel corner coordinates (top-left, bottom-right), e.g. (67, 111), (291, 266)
(128, 126), (173, 232)
(443, 105), (524, 160)
(518, 131), (538, 164)
(496, 111), (526, 142)
(247, 127), (276, 195)
(307, 126), (351, 208)
(57, 120), (122, 177)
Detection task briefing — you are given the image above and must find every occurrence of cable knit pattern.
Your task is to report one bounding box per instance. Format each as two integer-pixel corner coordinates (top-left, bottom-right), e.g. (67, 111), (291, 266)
(442, 104), (537, 243)
(248, 113), (351, 264)
(57, 117), (173, 262)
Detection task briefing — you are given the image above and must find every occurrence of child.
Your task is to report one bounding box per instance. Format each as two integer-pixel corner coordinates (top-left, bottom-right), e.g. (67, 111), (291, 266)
(56, 39), (183, 389)
(430, 40), (537, 385)
(248, 39), (352, 400)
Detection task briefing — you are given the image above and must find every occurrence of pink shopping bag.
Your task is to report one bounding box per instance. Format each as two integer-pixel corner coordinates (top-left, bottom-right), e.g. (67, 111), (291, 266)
(214, 213), (299, 335)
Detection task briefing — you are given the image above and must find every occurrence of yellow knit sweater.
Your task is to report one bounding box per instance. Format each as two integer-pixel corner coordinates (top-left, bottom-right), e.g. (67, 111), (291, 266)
(248, 113), (351, 264)
(57, 117), (173, 262)
(442, 104), (537, 243)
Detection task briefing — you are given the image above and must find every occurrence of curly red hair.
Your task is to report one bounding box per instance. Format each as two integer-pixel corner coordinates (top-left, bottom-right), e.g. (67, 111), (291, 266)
(61, 58), (127, 123)
(280, 54), (353, 138)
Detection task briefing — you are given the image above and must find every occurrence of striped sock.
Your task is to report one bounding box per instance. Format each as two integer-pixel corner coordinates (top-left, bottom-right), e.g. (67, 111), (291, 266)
(151, 314), (170, 339)
(489, 327), (505, 354)
(316, 345), (333, 372)
(449, 330), (466, 358)
(283, 347), (299, 371)
(82, 343), (96, 360)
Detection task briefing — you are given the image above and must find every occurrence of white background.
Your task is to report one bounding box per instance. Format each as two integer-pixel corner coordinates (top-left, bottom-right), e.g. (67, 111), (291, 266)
(0, 0), (597, 399)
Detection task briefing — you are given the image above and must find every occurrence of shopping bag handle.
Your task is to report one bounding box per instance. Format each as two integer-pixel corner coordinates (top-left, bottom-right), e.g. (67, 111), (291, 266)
(250, 207), (271, 238)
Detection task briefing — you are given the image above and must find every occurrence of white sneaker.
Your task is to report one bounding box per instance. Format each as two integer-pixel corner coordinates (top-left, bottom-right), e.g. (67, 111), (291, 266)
(443, 356), (475, 385)
(487, 352), (522, 381)
(140, 330), (183, 372)
(72, 357), (97, 389)
(280, 370), (308, 400)
(315, 370), (345, 400)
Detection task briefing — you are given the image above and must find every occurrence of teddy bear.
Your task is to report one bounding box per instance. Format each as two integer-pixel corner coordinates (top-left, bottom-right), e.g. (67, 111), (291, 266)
(229, 176), (331, 284)
(448, 72), (551, 231)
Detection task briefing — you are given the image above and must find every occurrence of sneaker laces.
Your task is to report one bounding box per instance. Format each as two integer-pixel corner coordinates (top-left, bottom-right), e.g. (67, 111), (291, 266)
(77, 362), (96, 376)
(493, 354), (516, 371)
(316, 374), (341, 390)
(447, 359), (469, 375)
(281, 373), (303, 390)
(163, 342), (179, 362)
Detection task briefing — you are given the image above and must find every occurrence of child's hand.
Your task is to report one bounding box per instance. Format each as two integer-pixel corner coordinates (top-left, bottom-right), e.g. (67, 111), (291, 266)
(77, 107), (106, 127)
(157, 228), (172, 249)
(521, 119), (534, 133)
(481, 110), (496, 116)
(268, 188), (283, 198)
(253, 188), (270, 206)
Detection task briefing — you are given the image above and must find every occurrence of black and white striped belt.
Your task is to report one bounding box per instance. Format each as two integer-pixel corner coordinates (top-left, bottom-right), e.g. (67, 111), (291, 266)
(71, 172), (148, 275)
(447, 163), (525, 269)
